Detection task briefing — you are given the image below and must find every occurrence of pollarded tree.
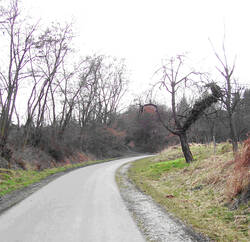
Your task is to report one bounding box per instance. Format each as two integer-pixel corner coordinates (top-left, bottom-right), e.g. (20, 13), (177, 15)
(154, 55), (222, 163)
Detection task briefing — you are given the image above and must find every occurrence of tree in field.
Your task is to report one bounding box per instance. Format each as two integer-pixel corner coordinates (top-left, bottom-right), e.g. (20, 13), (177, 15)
(154, 55), (222, 163)
(212, 41), (243, 152)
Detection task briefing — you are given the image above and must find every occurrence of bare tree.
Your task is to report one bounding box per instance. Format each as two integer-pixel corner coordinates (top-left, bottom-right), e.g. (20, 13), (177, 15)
(76, 55), (128, 127)
(212, 41), (242, 152)
(24, 23), (73, 145)
(76, 55), (103, 128)
(154, 55), (222, 163)
(96, 56), (128, 125)
(57, 62), (83, 138)
(0, 0), (37, 154)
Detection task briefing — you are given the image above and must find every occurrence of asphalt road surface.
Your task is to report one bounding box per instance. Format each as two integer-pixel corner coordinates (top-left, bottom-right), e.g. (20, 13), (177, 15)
(0, 156), (148, 242)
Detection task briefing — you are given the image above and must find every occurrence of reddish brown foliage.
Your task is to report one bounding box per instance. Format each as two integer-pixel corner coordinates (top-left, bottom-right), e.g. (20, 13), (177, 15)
(142, 104), (157, 114)
(227, 138), (250, 199)
(235, 138), (250, 168)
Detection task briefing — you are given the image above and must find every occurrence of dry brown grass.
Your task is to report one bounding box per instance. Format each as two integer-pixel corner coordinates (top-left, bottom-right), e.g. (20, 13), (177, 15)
(226, 138), (250, 200)
(129, 143), (249, 241)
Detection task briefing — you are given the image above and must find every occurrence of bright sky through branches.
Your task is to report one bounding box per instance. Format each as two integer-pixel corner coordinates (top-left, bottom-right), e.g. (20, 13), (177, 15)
(22, 0), (250, 97)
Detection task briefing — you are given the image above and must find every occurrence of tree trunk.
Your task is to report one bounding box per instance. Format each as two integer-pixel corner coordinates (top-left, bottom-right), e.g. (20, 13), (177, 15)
(228, 115), (238, 152)
(179, 132), (193, 163)
(213, 135), (216, 155)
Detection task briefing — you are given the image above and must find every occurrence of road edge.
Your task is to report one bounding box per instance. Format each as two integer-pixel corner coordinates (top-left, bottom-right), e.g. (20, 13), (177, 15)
(0, 157), (118, 215)
(116, 161), (210, 241)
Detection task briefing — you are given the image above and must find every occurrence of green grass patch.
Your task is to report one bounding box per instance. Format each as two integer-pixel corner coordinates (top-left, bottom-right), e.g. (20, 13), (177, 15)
(128, 143), (249, 241)
(145, 158), (189, 180)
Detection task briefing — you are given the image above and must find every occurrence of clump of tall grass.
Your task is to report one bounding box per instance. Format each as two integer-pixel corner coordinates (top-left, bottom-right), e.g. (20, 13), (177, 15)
(226, 137), (250, 200)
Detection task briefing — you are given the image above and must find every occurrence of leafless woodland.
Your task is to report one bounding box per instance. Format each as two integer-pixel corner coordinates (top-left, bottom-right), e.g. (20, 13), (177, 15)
(0, 0), (250, 169)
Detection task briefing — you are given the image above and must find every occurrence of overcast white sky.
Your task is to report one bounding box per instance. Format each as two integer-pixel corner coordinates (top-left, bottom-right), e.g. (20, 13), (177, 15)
(22, 0), (250, 98)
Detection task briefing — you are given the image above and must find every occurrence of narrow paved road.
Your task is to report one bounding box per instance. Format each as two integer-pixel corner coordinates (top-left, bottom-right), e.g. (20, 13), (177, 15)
(0, 156), (148, 242)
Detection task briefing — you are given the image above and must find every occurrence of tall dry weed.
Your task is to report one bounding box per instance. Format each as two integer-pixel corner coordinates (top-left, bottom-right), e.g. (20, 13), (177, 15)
(226, 138), (250, 200)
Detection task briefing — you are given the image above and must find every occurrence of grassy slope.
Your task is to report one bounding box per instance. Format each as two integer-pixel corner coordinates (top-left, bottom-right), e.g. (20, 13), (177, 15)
(128, 143), (249, 241)
(0, 158), (113, 196)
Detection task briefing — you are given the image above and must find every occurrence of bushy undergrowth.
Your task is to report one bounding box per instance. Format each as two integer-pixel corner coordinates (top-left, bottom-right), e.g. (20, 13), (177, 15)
(2, 123), (127, 170)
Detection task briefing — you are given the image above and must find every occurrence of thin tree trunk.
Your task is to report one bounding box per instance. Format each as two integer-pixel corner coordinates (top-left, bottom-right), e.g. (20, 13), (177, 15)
(228, 116), (238, 152)
(213, 135), (216, 155)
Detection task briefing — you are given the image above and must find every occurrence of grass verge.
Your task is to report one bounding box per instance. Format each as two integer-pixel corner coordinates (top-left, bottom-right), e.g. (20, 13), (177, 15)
(0, 158), (114, 197)
(128, 143), (249, 241)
